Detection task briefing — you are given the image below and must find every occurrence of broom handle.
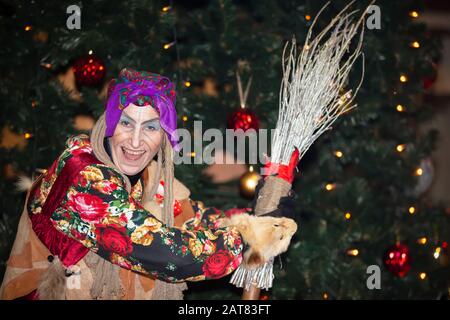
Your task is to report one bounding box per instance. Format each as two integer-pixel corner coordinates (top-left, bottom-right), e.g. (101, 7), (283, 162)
(242, 285), (261, 300)
(241, 176), (291, 300)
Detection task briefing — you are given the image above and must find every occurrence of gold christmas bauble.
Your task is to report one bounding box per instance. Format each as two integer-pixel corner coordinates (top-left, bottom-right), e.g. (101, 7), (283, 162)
(239, 169), (260, 198)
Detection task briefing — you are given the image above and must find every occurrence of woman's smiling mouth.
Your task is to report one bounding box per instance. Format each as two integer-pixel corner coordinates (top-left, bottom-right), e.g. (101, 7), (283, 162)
(122, 146), (146, 161)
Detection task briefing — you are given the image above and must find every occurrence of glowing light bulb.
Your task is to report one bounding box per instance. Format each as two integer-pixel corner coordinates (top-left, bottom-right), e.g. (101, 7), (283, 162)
(434, 247), (441, 259)
(409, 11), (419, 18)
(409, 206), (416, 215)
(419, 272), (426, 280)
(163, 42), (175, 50)
(323, 292), (329, 299)
(24, 133), (32, 139)
(162, 6), (171, 12)
(347, 249), (359, 256)
(305, 15), (311, 21)
(24, 25), (32, 31)
(334, 150), (343, 158)
(396, 104), (405, 112)
(396, 144), (406, 152)
(415, 168), (423, 176)
(88, 50), (93, 55)
(184, 81), (191, 87)
(345, 212), (351, 220)
(411, 41), (420, 48)
(325, 183), (335, 191)
(400, 74), (408, 83)
(182, 115), (188, 122)
(417, 237), (427, 245)
(191, 151), (196, 157)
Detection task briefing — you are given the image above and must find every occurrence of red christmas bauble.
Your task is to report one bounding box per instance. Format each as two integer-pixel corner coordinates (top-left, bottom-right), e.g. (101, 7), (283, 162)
(73, 54), (106, 87)
(423, 75), (437, 90)
(383, 243), (411, 277)
(227, 109), (259, 132)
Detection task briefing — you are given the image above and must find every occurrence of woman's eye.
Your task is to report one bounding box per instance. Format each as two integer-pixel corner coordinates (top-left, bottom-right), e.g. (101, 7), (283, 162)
(120, 120), (131, 127)
(145, 123), (160, 131)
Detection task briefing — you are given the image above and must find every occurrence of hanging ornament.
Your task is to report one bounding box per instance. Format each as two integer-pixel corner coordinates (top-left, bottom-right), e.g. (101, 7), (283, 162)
(423, 75), (437, 90)
(227, 71), (259, 132)
(423, 62), (438, 90)
(227, 109), (260, 131)
(383, 243), (411, 277)
(239, 166), (260, 198)
(73, 54), (106, 87)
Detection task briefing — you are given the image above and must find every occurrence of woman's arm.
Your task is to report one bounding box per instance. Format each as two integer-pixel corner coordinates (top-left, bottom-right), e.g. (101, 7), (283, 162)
(51, 163), (244, 283)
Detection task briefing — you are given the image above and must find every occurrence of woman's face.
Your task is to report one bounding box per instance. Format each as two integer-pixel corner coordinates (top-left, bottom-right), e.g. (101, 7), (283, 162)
(109, 103), (163, 175)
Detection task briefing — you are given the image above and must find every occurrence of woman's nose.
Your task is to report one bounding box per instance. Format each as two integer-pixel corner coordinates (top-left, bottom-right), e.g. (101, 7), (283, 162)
(131, 128), (142, 149)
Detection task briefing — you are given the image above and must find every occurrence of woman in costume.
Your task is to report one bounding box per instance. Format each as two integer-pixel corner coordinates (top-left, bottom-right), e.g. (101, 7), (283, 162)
(0, 68), (297, 300)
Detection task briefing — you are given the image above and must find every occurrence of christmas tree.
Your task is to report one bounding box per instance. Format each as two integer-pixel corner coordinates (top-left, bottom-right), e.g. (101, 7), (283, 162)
(0, 0), (447, 299)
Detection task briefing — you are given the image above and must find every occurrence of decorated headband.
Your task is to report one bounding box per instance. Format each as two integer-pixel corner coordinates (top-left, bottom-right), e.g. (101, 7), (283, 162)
(105, 68), (180, 151)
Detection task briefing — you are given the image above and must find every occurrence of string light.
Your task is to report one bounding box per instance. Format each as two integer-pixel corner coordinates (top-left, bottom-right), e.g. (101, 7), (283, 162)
(347, 249), (359, 256)
(325, 183), (336, 191)
(24, 25), (32, 31)
(24, 133), (32, 139)
(396, 104), (405, 112)
(163, 41), (175, 50)
(396, 144), (406, 152)
(434, 247), (441, 259)
(305, 14), (311, 21)
(345, 212), (351, 220)
(415, 167), (423, 176)
(88, 50), (93, 55)
(31, 100), (37, 108)
(409, 206), (416, 215)
(409, 11), (419, 18)
(419, 272), (427, 280)
(410, 41), (420, 49)
(191, 151), (196, 157)
(41, 62), (52, 69)
(184, 81), (191, 87)
(323, 292), (329, 299)
(162, 5), (171, 12)
(182, 115), (188, 122)
(334, 150), (343, 158)
(399, 74), (408, 83)
(417, 237), (427, 245)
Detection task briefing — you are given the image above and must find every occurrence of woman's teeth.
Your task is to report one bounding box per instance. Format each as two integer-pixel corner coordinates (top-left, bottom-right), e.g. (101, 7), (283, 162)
(122, 147), (145, 160)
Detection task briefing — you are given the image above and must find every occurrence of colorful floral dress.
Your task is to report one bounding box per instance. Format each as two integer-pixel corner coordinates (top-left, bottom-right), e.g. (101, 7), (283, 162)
(27, 134), (246, 282)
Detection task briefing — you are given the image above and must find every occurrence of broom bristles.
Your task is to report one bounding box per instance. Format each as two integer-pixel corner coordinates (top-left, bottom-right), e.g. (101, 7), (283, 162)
(271, 1), (373, 164)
